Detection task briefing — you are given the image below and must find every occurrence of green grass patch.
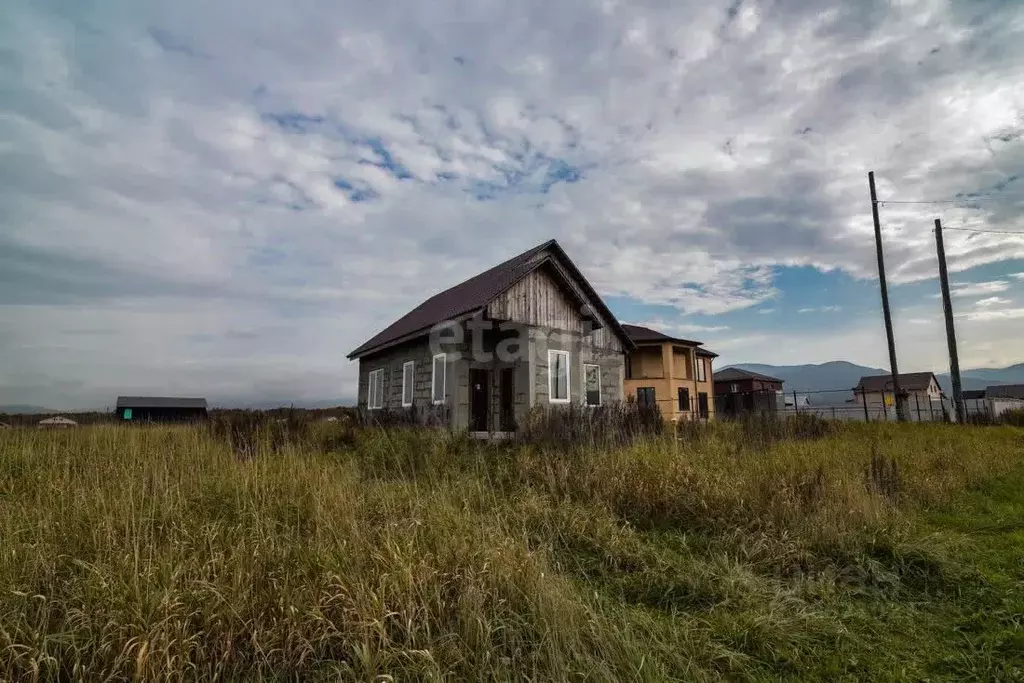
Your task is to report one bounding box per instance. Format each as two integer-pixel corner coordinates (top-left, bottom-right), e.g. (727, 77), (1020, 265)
(0, 422), (1022, 680)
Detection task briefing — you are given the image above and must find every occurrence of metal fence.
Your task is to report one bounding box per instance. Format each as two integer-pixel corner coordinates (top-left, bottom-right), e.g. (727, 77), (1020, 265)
(963, 396), (1024, 423)
(713, 389), (958, 423)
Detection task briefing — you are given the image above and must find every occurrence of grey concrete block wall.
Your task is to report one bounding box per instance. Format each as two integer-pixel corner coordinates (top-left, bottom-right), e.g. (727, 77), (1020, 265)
(356, 321), (627, 430)
(530, 327), (625, 406)
(580, 345), (626, 405)
(357, 339), (455, 410)
(452, 342), (531, 432)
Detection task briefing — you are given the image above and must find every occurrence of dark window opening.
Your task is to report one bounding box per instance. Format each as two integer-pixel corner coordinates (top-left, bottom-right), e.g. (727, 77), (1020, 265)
(678, 387), (690, 411)
(637, 387), (656, 407)
(584, 364), (601, 406)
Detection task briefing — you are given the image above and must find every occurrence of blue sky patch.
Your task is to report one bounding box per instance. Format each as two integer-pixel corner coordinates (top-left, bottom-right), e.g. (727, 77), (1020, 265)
(261, 112), (326, 134)
(147, 27), (207, 58)
(464, 155), (586, 200)
(333, 177), (380, 202)
(358, 137), (414, 181)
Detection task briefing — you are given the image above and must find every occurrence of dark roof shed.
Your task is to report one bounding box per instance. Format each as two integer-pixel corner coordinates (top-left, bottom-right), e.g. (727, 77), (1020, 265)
(987, 384), (1024, 399)
(116, 396), (208, 410)
(713, 367), (784, 384)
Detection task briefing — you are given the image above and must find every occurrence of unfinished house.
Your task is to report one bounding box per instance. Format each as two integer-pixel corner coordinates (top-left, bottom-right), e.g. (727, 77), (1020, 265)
(622, 324), (718, 421)
(347, 240), (635, 434)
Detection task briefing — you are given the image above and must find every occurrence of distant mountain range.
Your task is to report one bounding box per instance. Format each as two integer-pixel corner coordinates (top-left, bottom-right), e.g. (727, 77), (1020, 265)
(0, 405), (59, 415)
(0, 400), (352, 414)
(723, 361), (1024, 398)
(6, 363), (1022, 415)
(222, 399), (354, 410)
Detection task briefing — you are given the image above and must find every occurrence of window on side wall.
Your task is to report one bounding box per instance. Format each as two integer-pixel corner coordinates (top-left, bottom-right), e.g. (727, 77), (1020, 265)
(368, 369), (384, 410)
(549, 350), (570, 403)
(402, 361), (415, 407)
(432, 354), (446, 404)
(637, 387), (656, 407)
(583, 364), (601, 406)
(696, 357), (706, 382)
(678, 387), (690, 411)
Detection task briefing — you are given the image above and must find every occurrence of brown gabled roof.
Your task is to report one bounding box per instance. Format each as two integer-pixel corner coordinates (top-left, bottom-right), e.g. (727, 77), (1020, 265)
(622, 323), (718, 358)
(713, 367), (783, 384)
(854, 372), (939, 393)
(347, 239), (633, 359)
(622, 324), (702, 347)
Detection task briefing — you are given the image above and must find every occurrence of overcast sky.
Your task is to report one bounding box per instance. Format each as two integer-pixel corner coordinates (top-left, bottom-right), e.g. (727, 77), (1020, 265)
(2, 0), (1023, 409)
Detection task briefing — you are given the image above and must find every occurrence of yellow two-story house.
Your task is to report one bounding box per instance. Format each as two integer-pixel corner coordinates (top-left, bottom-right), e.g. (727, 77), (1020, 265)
(622, 324), (717, 421)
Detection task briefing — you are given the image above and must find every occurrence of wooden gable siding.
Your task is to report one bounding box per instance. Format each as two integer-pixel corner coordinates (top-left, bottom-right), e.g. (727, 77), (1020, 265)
(486, 265), (622, 351)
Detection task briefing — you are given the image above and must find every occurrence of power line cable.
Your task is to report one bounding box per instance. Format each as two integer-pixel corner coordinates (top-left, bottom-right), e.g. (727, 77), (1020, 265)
(939, 227), (1024, 235)
(879, 199), (964, 205)
(878, 197), (1023, 205)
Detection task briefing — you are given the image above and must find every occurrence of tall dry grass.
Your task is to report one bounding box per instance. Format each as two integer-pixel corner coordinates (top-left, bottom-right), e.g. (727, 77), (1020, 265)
(0, 421), (1021, 680)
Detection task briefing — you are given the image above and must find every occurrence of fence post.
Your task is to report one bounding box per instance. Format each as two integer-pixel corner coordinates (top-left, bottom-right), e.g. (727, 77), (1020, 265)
(929, 399), (934, 421)
(793, 391), (799, 414)
(882, 394), (888, 421)
(915, 394), (921, 422)
(862, 392), (869, 422)
(832, 406), (836, 420)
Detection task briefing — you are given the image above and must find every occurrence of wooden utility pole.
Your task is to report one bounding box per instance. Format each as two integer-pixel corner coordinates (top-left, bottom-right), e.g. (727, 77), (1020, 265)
(934, 218), (965, 423)
(868, 171), (906, 421)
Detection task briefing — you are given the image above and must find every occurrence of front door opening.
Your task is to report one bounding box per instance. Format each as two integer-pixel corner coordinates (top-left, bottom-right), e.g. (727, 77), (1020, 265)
(500, 367), (515, 432)
(470, 368), (489, 432)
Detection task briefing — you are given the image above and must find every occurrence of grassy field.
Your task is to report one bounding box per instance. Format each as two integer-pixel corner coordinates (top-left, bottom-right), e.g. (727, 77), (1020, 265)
(1, 421), (1022, 681)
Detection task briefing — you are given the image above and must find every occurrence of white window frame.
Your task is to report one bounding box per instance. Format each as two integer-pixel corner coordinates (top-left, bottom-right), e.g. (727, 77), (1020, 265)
(548, 350), (571, 403)
(402, 361), (415, 407)
(367, 369), (384, 410)
(583, 363), (602, 407)
(431, 353), (447, 404)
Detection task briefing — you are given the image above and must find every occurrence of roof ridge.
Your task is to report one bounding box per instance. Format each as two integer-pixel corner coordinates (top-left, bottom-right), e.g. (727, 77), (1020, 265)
(347, 238), (631, 360)
(407, 239), (554, 307)
(621, 322), (704, 347)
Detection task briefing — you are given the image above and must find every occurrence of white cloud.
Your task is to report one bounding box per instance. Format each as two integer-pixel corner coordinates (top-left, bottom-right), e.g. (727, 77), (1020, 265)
(950, 280), (1012, 297)
(797, 306), (842, 313)
(958, 307), (1024, 322)
(975, 296), (1012, 308)
(2, 0), (1024, 407)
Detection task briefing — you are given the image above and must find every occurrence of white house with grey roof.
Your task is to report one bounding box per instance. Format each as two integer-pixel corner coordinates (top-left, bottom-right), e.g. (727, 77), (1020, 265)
(853, 372), (947, 421)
